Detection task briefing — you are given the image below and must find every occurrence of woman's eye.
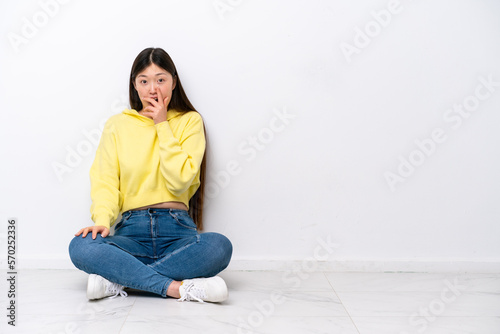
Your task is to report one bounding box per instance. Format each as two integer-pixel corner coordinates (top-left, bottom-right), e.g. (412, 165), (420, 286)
(140, 80), (147, 84)
(158, 78), (165, 83)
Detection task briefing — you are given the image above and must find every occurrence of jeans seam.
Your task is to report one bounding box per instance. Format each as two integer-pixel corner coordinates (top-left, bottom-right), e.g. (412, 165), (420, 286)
(168, 211), (197, 231)
(149, 235), (200, 271)
(149, 213), (157, 257)
(107, 241), (151, 258)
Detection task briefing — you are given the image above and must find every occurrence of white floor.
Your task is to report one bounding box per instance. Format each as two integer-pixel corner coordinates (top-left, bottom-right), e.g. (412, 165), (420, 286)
(1, 270), (499, 334)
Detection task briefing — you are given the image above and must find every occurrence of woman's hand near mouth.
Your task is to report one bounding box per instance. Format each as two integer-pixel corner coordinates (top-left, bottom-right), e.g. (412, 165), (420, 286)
(141, 87), (170, 124)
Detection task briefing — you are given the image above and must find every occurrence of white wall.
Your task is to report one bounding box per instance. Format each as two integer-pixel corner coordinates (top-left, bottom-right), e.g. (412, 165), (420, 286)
(1, 0), (499, 272)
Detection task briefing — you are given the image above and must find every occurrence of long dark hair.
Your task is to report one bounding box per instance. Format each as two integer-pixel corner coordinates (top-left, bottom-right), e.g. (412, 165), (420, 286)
(129, 48), (206, 230)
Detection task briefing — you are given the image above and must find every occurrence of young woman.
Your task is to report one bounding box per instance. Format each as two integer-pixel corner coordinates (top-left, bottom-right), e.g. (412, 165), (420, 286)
(69, 48), (232, 302)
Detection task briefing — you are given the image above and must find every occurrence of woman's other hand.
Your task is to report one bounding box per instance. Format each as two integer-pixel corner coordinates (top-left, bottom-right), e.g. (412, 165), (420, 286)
(75, 225), (110, 239)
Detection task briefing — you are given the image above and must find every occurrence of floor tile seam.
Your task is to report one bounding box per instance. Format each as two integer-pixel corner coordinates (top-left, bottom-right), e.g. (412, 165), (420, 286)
(323, 272), (362, 334)
(118, 297), (138, 333)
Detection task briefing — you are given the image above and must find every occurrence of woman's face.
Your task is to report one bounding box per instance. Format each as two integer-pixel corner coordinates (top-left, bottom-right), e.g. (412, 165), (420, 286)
(134, 63), (176, 110)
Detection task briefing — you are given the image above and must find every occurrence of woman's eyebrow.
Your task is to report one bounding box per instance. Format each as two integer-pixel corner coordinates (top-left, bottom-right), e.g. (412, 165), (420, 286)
(137, 73), (168, 78)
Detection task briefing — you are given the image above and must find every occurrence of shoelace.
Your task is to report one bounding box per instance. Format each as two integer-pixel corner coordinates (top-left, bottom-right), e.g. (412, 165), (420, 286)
(177, 282), (205, 303)
(106, 283), (128, 299)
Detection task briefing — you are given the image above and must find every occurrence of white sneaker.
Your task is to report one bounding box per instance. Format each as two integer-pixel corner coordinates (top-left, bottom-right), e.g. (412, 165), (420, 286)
(178, 276), (228, 303)
(87, 274), (128, 300)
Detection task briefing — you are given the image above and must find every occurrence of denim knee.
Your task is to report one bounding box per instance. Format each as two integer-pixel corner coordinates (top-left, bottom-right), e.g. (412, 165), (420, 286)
(203, 232), (233, 271)
(68, 235), (105, 269)
(220, 234), (233, 269)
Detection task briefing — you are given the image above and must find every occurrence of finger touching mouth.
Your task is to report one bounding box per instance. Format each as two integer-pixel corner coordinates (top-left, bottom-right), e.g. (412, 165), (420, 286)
(145, 96), (159, 103)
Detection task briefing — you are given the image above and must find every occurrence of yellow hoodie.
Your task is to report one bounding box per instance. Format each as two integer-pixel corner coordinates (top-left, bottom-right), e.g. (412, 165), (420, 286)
(90, 109), (205, 229)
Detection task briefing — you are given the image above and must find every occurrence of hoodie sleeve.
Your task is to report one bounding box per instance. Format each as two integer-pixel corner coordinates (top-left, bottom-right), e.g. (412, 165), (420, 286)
(89, 119), (123, 229)
(154, 112), (205, 196)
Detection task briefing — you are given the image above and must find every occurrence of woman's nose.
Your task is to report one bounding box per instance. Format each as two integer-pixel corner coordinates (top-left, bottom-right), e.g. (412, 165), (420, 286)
(149, 82), (157, 92)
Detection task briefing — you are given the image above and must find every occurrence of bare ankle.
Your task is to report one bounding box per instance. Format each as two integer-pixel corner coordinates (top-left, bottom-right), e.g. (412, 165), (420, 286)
(167, 280), (182, 298)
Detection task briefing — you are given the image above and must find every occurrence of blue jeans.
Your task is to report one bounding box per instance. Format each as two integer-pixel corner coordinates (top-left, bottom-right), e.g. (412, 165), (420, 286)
(69, 208), (232, 297)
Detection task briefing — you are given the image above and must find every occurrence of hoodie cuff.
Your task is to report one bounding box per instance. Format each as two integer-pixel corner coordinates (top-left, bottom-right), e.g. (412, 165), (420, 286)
(93, 215), (111, 230)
